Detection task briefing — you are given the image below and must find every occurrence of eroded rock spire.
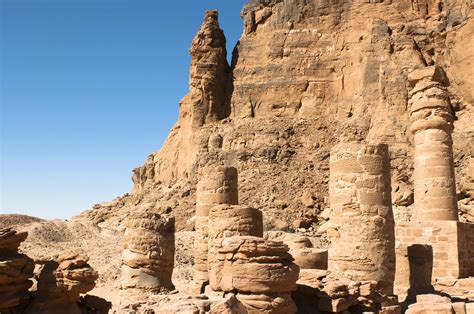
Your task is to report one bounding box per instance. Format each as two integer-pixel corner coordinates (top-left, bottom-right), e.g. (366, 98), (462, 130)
(185, 9), (230, 127)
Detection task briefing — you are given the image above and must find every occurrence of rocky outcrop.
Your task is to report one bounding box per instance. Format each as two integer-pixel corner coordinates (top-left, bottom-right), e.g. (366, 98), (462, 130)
(26, 254), (98, 314)
(120, 211), (175, 301)
(187, 9), (231, 127)
(75, 0), (473, 234)
(459, 157), (474, 221)
(129, 10), (231, 193)
(0, 228), (34, 312)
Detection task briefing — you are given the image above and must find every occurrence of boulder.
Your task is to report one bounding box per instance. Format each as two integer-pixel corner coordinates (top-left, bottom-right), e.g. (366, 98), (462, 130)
(0, 228), (34, 311)
(26, 254), (98, 314)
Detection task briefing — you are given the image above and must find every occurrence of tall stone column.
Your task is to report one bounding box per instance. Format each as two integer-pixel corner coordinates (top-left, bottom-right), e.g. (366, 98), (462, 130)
(328, 142), (395, 295)
(193, 166), (238, 294)
(408, 66), (458, 221)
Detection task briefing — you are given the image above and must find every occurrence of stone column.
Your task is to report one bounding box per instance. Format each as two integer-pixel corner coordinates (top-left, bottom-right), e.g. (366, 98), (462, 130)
(207, 204), (263, 291)
(408, 66), (458, 221)
(193, 166), (238, 294)
(211, 236), (299, 313)
(120, 211), (175, 301)
(328, 142), (395, 295)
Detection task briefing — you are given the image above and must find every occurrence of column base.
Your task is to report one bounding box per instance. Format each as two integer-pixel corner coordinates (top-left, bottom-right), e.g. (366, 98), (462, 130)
(394, 221), (474, 301)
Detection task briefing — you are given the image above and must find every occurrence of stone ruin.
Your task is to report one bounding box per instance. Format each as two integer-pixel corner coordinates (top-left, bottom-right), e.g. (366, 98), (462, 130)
(194, 165), (301, 312)
(2, 66), (471, 314)
(210, 236), (299, 313)
(120, 210), (175, 302)
(193, 165), (239, 294)
(292, 142), (399, 313)
(327, 142), (396, 296)
(394, 66), (474, 303)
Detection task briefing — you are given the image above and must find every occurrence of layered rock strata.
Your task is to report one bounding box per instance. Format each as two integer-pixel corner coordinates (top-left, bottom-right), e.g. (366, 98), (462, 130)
(26, 254), (98, 314)
(328, 142), (396, 295)
(211, 236), (299, 313)
(187, 9), (230, 127)
(408, 66), (458, 221)
(120, 211), (175, 300)
(77, 0), (474, 235)
(0, 228), (34, 312)
(207, 204), (263, 291)
(194, 166), (238, 293)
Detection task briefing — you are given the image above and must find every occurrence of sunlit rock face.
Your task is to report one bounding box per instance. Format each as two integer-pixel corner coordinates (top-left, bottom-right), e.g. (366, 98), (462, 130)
(75, 0), (473, 232)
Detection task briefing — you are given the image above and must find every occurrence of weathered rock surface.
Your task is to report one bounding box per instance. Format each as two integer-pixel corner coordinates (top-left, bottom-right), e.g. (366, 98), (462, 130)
(74, 0), (473, 235)
(294, 269), (399, 313)
(327, 142), (396, 295)
(209, 293), (297, 314)
(277, 233), (328, 270)
(408, 66), (459, 221)
(120, 210), (175, 301)
(0, 228), (34, 312)
(194, 166), (239, 294)
(211, 236), (299, 294)
(26, 254), (98, 314)
(406, 294), (469, 314)
(208, 204), (263, 291)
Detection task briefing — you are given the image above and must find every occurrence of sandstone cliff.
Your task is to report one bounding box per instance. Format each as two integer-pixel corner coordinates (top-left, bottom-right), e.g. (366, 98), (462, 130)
(75, 0), (474, 230)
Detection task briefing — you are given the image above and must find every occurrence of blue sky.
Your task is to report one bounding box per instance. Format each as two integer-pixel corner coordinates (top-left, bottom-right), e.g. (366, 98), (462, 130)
(1, 0), (247, 220)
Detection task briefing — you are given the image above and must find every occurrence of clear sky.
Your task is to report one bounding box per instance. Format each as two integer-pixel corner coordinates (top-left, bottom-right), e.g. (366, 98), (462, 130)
(1, 0), (247, 220)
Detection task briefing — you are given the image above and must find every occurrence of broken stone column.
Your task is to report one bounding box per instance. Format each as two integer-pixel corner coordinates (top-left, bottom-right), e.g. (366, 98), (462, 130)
(207, 204), (263, 290)
(193, 165), (238, 294)
(211, 236), (299, 313)
(281, 234), (328, 270)
(0, 228), (34, 312)
(328, 142), (396, 295)
(120, 211), (175, 300)
(408, 66), (458, 221)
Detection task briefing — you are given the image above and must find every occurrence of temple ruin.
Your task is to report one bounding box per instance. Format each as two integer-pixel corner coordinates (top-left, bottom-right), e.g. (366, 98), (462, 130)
(394, 66), (474, 302)
(409, 66), (458, 222)
(207, 204), (263, 291)
(328, 142), (396, 295)
(193, 165), (238, 294)
(120, 211), (175, 302)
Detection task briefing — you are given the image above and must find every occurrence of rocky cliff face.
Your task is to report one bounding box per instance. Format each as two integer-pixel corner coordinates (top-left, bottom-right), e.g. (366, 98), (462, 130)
(75, 0), (473, 230)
